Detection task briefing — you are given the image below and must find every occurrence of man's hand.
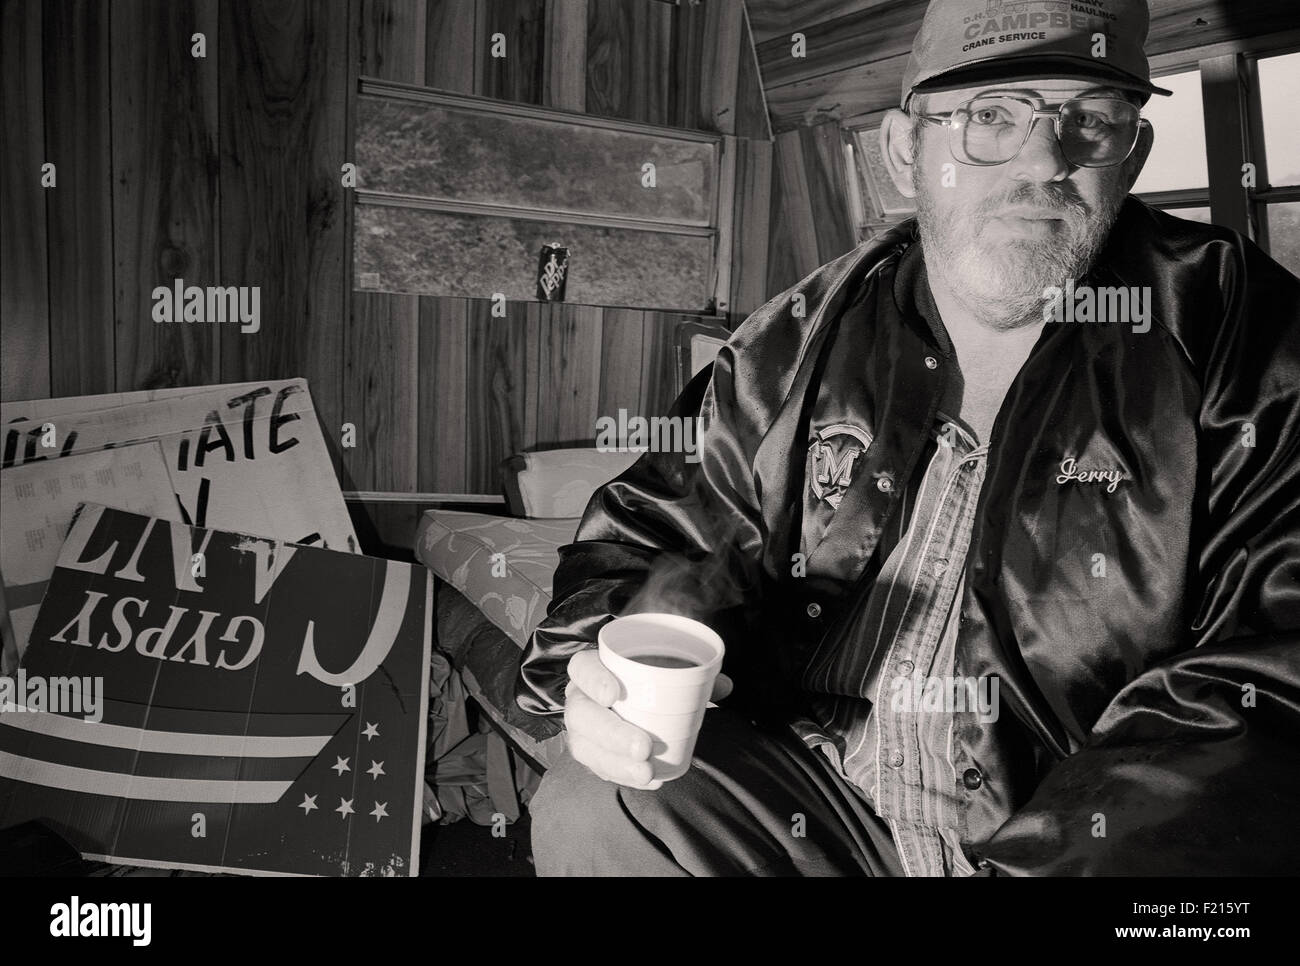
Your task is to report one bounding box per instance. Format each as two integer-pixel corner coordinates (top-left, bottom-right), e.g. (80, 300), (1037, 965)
(563, 649), (733, 790)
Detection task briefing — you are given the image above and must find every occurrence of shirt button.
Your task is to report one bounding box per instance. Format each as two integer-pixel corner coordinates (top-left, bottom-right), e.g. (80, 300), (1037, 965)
(897, 659), (915, 675)
(806, 602), (822, 619)
(889, 751), (905, 768)
(924, 356), (939, 370)
(932, 560), (948, 577)
(962, 767), (983, 790)
(876, 474), (893, 493)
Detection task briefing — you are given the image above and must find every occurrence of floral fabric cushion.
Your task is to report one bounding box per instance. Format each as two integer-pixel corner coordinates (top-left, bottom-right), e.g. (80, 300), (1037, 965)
(416, 511), (578, 647)
(416, 510), (575, 770)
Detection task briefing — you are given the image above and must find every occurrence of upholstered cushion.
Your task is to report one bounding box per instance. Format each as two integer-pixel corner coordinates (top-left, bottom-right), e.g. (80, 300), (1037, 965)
(501, 448), (639, 519)
(416, 510), (576, 769)
(416, 511), (577, 646)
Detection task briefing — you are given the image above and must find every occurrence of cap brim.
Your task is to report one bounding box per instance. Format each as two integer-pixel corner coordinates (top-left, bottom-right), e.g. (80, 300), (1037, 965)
(910, 54), (1173, 103)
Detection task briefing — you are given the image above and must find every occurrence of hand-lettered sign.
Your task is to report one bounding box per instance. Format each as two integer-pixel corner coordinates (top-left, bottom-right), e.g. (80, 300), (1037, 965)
(0, 379), (357, 553)
(0, 443), (180, 675)
(0, 504), (432, 877)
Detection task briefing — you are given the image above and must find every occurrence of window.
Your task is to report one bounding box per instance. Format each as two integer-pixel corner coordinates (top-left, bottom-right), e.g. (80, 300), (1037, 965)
(844, 125), (916, 243)
(1257, 53), (1300, 187)
(352, 84), (724, 312)
(1133, 69), (1209, 196)
(1254, 52), (1300, 278)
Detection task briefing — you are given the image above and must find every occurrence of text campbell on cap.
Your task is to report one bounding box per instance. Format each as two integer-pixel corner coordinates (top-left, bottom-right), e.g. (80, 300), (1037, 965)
(901, 0), (1174, 110)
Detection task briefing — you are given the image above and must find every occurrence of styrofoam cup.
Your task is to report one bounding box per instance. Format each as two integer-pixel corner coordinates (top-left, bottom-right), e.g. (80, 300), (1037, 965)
(597, 613), (724, 782)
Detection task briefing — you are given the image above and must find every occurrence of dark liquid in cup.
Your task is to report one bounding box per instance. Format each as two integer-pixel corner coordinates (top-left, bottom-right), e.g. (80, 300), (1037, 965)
(628, 654), (700, 670)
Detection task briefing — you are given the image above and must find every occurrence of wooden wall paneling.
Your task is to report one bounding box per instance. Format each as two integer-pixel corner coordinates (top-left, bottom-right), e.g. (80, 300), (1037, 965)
(344, 291), (419, 491)
(426, 0), (483, 93)
(670, 0), (744, 135)
(110, 0), (220, 393)
(729, 135), (773, 323)
(735, 3), (773, 140)
(700, 0), (744, 135)
(536, 303), (602, 448)
(766, 127), (821, 294)
(745, 0), (893, 46)
(417, 295), (469, 493)
(764, 50), (910, 132)
(482, 0), (547, 104)
(466, 297), (532, 492)
(755, 0), (920, 90)
(585, 0), (671, 125)
(0, 0), (50, 402)
(1146, 0), (1300, 59)
(523, 299), (542, 445)
(361, 0), (428, 84)
(219, 0), (352, 467)
(43, 0), (115, 396)
(668, 0), (705, 131)
(346, 498), (423, 560)
(640, 309), (682, 418)
(803, 121), (855, 263)
(543, 0), (586, 112)
(598, 307), (645, 417)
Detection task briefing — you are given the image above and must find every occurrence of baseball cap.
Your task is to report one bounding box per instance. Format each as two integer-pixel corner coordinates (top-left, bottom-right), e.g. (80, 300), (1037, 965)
(901, 0), (1173, 109)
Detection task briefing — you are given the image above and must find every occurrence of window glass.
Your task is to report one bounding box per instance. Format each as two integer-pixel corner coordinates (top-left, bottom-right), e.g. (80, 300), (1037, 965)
(1257, 53), (1300, 187)
(1266, 202), (1300, 278)
(356, 95), (717, 226)
(1133, 70), (1209, 195)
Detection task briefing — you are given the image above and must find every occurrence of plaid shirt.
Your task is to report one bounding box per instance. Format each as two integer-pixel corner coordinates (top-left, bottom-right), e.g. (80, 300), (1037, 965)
(794, 404), (990, 877)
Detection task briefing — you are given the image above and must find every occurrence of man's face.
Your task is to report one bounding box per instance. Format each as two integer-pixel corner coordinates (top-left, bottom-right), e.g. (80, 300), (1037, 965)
(905, 79), (1148, 328)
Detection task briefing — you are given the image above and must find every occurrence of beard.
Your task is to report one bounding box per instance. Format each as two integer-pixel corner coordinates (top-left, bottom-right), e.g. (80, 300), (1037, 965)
(915, 156), (1128, 330)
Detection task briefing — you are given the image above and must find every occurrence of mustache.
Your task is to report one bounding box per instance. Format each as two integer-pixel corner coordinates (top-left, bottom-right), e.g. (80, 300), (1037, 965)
(978, 183), (1091, 223)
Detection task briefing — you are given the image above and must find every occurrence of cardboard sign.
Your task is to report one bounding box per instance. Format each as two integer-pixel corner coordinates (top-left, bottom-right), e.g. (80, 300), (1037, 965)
(0, 379), (357, 554)
(0, 382), (267, 426)
(0, 505), (432, 877)
(0, 443), (180, 675)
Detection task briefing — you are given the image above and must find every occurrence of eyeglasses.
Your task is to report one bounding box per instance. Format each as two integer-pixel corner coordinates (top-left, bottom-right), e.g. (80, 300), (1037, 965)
(914, 94), (1147, 168)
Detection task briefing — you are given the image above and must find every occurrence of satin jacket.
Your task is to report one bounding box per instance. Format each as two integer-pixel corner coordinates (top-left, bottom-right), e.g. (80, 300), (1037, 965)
(516, 198), (1300, 875)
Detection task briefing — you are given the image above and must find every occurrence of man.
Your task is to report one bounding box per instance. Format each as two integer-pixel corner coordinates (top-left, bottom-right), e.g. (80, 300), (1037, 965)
(515, 0), (1300, 875)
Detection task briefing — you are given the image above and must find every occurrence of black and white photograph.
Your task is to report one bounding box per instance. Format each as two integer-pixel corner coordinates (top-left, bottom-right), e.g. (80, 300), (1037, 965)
(1, 0), (1298, 947)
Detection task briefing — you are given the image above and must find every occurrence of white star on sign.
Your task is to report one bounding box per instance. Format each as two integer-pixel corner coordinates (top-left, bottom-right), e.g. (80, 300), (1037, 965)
(336, 798), (355, 818)
(367, 760), (385, 780)
(331, 756), (351, 776)
(362, 722), (380, 741)
(298, 794), (317, 814)
(370, 802), (388, 822)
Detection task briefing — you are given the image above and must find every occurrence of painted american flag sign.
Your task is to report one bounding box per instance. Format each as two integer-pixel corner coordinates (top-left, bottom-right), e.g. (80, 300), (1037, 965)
(0, 504), (432, 876)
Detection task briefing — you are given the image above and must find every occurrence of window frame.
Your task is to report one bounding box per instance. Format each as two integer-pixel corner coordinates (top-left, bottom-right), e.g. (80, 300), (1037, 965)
(353, 79), (731, 314)
(1142, 37), (1300, 248)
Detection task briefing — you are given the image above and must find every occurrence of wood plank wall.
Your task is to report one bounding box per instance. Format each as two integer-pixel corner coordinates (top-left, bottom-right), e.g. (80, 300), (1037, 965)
(1, 0), (356, 471)
(347, 0), (772, 495)
(0, 0), (774, 506)
(343, 295), (690, 494)
(766, 121), (857, 295)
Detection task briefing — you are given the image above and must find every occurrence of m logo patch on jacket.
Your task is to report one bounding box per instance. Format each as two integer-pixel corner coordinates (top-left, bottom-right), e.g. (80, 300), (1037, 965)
(809, 424), (873, 510)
